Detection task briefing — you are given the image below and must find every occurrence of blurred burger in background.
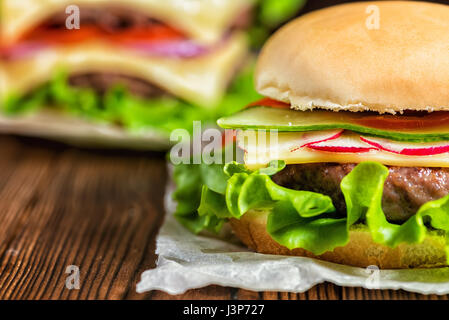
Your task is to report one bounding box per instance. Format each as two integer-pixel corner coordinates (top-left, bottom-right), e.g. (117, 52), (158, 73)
(0, 0), (305, 149)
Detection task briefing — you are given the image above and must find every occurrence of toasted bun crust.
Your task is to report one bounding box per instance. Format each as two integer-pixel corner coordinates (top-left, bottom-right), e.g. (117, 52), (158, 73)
(255, 1), (449, 114)
(230, 210), (448, 269)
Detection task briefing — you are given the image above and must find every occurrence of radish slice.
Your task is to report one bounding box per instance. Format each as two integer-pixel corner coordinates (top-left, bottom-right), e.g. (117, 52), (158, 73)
(307, 132), (378, 153)
(290, 129), (343, 152)
(237, 129), (343, 154)
(0, 42), (48, 60)
(124, 40), (210, 58)
(1, 39), (212, 60)
(360, 136), (449, 156)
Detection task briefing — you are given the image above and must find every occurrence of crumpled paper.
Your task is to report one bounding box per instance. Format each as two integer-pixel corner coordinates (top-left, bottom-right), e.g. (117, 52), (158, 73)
(137, 175), (449, 295)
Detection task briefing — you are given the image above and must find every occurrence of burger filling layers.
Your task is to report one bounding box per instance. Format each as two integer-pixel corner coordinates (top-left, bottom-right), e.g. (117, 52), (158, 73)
(172, 99), (449, 259)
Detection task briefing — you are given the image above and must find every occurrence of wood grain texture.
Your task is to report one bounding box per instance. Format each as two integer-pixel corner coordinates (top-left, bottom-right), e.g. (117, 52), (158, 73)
(0, 135), (447, 300)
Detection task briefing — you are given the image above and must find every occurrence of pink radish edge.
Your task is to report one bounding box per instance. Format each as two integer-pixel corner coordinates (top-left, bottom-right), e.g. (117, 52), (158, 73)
(290, 130), (344, 152)
(360, 136), (449, 156)
(307, 145), (376, 153)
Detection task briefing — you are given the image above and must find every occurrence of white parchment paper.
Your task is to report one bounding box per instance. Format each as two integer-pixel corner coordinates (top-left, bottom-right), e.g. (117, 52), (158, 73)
(137, 173), (449, 296)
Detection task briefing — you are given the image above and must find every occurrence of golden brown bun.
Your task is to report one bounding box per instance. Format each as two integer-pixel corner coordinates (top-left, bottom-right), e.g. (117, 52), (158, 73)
(255, 1), (449, 114)
(230, 210), (448, 269)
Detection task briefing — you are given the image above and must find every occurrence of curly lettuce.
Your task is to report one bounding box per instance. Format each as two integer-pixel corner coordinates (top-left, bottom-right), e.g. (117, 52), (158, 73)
(172, 145), (238, 233)
(342, 162), (449, 250)
(173, 160), (449, 258)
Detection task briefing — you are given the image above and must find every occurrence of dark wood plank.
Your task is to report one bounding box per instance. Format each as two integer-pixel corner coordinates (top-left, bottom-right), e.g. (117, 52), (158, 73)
(0, 136), (166, 300)
(0, 135), (448, 300)
(149, 286), (232, 300)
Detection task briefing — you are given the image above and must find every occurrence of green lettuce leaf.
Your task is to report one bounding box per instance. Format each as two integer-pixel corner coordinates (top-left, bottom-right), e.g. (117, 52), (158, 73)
(267, 201), (347, 254)
(174, 159), (449, 258)
(222, 161), (343, 254)
(342, 162), (449, 249)
(172, 146), (237, 233)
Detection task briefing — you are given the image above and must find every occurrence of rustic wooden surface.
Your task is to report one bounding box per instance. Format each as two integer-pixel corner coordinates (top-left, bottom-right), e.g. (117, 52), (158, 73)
(0, 135), (448, 300)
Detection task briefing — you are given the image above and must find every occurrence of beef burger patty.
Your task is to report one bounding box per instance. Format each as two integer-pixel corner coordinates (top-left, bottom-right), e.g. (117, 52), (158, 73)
(272, 163), (449, 223)
(44, 7), (160, 33)
(69, 73), (169, 98)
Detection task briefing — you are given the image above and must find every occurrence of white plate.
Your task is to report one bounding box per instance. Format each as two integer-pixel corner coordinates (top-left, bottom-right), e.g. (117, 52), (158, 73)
(0, 110), (171, 150)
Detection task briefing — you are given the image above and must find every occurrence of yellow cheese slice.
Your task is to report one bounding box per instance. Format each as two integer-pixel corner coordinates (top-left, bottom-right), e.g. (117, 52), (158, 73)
(237, 130), (449, 169)
(1, 32), (248, 108)
(1, 0), (255, 45)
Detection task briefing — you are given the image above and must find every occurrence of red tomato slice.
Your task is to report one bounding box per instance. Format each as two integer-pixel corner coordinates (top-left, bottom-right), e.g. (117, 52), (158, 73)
(356, 111), (449, 130)
(105, 25), (185, 43)
(246, 98), (291, 110)
(245, 98), (449, 131)
(22, 26), (102, 44)
(221, 129), (237, 147)
(20, 24), (185, 46)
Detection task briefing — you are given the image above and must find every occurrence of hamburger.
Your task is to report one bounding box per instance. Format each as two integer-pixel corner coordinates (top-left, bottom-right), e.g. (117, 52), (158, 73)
(173, 1), (449, 269)
(0, 0), (261, 149)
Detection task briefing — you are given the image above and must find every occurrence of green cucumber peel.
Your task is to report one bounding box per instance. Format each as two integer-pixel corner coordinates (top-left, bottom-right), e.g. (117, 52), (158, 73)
(218, 106), (449, 142)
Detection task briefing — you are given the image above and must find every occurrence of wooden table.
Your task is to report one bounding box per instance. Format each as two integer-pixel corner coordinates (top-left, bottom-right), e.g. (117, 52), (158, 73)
(0, 135), (447, 300)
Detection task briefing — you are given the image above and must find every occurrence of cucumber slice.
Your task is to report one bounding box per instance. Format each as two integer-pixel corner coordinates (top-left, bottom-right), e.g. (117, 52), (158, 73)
(218, 107), (449, 142)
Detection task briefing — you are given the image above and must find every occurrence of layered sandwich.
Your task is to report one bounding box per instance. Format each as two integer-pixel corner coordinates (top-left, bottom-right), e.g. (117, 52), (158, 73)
(173, 1), (449, 268)
(1, 0), (297, 149)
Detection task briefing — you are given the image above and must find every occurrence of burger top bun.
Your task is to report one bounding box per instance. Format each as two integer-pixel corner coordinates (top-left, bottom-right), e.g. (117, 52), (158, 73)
(255, 1), (449, 114)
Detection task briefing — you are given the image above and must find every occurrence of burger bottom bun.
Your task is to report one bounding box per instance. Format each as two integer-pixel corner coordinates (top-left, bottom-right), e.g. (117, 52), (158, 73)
(230, 210), (448, 269)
